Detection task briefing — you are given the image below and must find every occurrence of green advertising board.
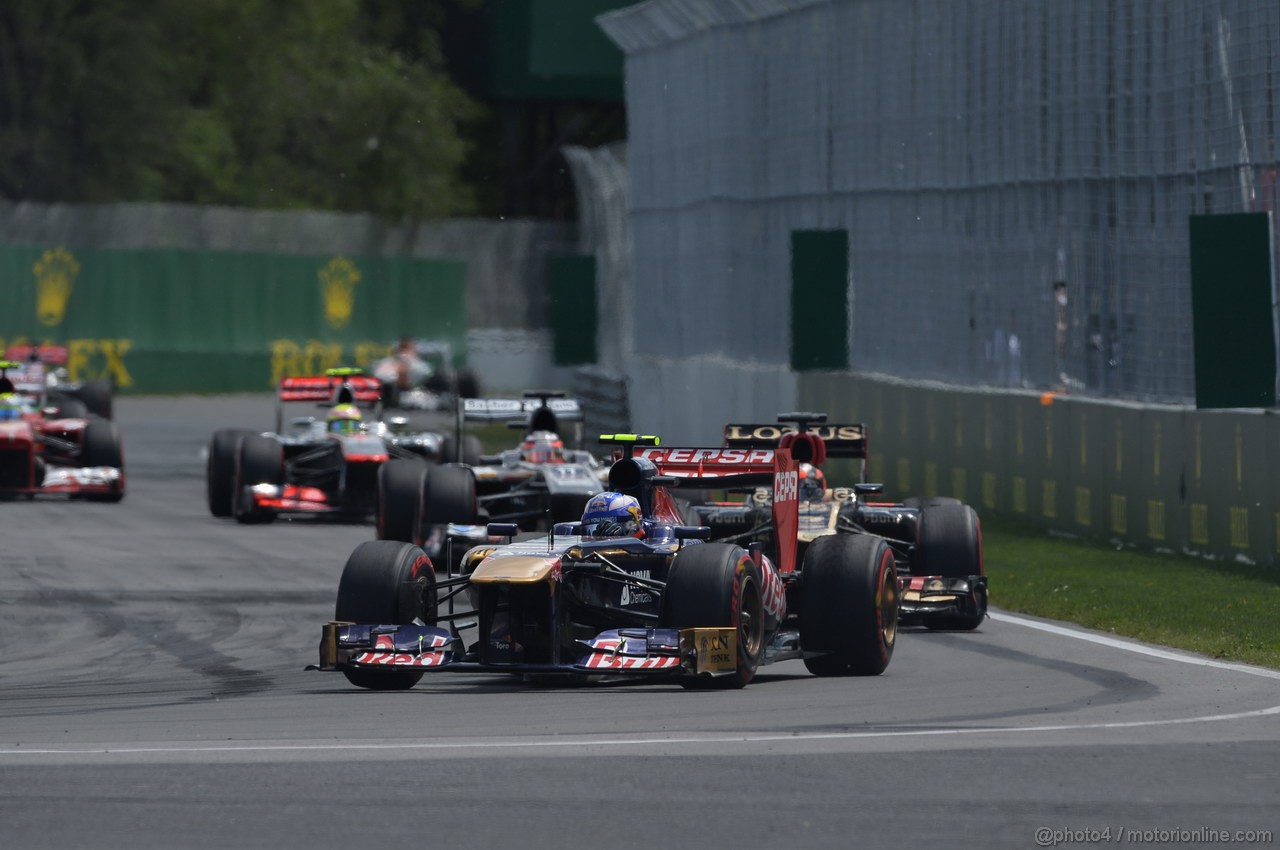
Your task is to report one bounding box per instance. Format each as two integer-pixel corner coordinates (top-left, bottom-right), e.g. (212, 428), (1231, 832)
(0, 244), (466, 393)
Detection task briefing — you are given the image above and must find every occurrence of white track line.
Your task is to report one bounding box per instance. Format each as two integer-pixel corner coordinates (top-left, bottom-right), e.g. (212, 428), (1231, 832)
(987, 610), (1280, 681)
(4, 611), (1277, 758)
(2, 704), (1280, 757)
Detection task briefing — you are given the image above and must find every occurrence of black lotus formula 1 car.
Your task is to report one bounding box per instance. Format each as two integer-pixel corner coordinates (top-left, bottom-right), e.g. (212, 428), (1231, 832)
(690, 418), (987, 630)
(316, 416), (900, 690)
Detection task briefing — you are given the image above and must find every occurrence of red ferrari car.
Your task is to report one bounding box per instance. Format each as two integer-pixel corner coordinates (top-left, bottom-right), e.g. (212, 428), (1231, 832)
(0, 360), (125, 501)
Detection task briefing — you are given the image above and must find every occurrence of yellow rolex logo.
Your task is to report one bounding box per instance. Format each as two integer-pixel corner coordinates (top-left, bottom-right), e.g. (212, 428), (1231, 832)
(320, 257), (360, 329)
(34, 247), (80, 327)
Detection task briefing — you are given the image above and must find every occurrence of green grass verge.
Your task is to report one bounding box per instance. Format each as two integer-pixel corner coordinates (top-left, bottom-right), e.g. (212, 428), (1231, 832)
(470, 423), (523, 454)
(983, 515), (1280, 669)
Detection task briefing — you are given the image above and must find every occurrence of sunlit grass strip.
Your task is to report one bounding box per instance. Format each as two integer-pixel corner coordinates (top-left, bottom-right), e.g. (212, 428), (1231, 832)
(983, 516), (1280, 670)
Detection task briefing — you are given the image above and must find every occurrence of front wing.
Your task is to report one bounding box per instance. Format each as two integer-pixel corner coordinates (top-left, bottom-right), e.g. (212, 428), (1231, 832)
(898, 574), (988, 624)
(315, 623), (739, 680)
(243, 484), (344, 516)
(0, 465), (124, 498)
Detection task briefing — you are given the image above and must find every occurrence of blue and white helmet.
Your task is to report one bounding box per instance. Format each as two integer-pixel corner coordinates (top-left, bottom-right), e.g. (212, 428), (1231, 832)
(581, 491), (642, 537)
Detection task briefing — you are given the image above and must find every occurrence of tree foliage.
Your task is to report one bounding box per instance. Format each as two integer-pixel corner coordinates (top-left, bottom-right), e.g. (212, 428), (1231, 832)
(0, 0), (479, 218)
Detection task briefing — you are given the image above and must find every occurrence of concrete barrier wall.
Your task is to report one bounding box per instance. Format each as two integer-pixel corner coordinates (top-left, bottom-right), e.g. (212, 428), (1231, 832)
(801, 371), (1280, 566)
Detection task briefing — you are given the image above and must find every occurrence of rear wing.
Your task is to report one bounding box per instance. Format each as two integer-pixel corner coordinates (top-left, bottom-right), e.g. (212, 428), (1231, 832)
(630, 444), (802, 575)
(461, 396), (582, 423)
(456, 391), (584, 453)
(276, 370), (382, 432)
(278, 375), (383, 404)
(5, 344), (68, 366)
(635, 446), (780, 487)
(0, 359), (47, 395)
(723, 420), (868, 483)
(723, 423), (867, 457)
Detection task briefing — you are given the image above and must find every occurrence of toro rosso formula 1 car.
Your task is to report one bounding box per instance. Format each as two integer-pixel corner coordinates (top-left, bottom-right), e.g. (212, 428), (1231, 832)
(692, 417), (987, 630)
(206, 369), (453, 523)
(0, 360), (125, 501)
(315, 417), (899, 690)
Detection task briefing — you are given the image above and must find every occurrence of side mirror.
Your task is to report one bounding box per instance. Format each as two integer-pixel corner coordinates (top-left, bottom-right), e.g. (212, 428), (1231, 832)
(486, 522), (519, 541)
(673, 525), (712, 541)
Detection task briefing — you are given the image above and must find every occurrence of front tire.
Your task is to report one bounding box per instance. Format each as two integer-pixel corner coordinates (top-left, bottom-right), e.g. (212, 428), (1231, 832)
(335, 541), (438, 690)
(661, 543), (764, 689)
(915, 503), (985, 630)
(800, 534), (898, 676)
(207, 429), (251, 517)
(81, 416), (125, 503)
(233, 433), (283, 524)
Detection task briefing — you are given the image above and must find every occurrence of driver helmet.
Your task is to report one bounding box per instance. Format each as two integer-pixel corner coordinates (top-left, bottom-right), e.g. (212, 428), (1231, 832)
(327, 403), (362, 435)
(799, 463), (827, 501)
(581, 491), (642, 537)
(0, 393), (22, 421)
(521, 430), (565, 464)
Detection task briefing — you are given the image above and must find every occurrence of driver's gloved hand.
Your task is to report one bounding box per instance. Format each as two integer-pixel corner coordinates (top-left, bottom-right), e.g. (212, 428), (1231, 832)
(594, 520), (626, 537)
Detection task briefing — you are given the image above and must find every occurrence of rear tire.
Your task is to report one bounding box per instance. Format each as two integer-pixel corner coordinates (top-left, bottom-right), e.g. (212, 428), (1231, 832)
(423, 463), (477, 526)
(915, 503), (985, 630)
(207, 429), (251, 517)
(81, 416), (125, 503)
(439, 434), (483, 466)
(233, 433), (283, 524)
(334, 541), (438, 690)
(50, 396), (89, 419)
(73, 380), (113, 419)
(661, 543), (764, 689)
(903, 496), (961, 509)
(378, 459), (428, 543)
(800, 534), (898, 676)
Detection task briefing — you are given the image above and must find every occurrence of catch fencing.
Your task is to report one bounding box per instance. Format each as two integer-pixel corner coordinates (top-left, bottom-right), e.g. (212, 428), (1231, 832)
(598, 0), (1280, 420)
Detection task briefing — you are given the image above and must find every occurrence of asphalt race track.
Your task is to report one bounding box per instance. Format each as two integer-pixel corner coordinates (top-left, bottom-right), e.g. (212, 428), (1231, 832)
(1, 396), (1278, 850)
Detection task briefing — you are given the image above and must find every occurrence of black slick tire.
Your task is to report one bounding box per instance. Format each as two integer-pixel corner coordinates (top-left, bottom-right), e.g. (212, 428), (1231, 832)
(378, 459), (429, 543)
(334, 541), (438, 690)
(207, 429), (251, 517)
(800, 533), (898, 676)
(915, 503), (985, 630)
(232, 433), (283, 524)
(73, 380), (113, 419)
(661, 543), (764, 689)
(423, 463), (477, 526)
(903, 496), (962, 509)
(439, 434), (483, 466)
(81, 416), (125, 503)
